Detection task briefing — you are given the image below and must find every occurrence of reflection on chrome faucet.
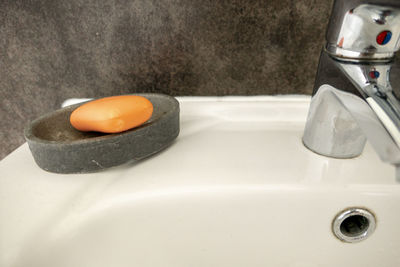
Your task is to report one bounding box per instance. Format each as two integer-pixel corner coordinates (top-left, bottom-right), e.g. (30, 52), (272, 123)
(302, 0), (400, 180)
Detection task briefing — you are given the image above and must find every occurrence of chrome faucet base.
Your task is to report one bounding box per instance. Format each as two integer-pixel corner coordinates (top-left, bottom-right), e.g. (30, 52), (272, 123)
(303, 85), (400, 164)
(304, 85), (400, 182)
(303, 86), (366, 159)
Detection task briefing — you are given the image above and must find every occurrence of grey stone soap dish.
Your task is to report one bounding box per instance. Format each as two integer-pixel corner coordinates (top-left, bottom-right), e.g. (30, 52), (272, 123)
(25, 94), (180, 174)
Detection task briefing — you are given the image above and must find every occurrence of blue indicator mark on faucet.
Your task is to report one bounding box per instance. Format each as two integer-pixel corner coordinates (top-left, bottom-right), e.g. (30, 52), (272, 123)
(376, 31), (392, 45)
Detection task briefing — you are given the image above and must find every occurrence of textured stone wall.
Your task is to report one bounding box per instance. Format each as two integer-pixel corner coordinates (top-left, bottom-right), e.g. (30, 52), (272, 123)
(0, 0), (333, 159)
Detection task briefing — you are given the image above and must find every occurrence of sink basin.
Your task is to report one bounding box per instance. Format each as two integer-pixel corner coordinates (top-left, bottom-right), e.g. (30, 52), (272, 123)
(1, 96), (400, 267)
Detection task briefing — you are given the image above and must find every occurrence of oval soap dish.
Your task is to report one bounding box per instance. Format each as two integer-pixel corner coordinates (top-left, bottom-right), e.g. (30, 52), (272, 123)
(24, 94), (179, 173)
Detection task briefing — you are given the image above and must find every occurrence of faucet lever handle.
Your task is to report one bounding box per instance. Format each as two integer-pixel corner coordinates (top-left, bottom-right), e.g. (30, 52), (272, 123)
(326, 3), (400, 60)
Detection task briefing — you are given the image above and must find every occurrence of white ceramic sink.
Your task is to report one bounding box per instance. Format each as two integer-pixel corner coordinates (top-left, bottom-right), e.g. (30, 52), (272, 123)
(1, 96), (400, 267)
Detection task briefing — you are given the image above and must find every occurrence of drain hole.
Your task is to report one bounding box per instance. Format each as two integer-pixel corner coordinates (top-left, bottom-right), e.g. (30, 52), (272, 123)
(340, 215), (369, 237)
(333, 208), (376, 243)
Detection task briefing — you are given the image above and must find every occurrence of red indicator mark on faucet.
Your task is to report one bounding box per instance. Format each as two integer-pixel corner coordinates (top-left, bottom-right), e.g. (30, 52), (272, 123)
(338, 37), (344, 48)
(376, 31), (392, 45)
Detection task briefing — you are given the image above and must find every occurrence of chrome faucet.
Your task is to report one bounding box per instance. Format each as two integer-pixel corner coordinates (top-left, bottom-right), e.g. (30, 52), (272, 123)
(302, 0), (400, 180)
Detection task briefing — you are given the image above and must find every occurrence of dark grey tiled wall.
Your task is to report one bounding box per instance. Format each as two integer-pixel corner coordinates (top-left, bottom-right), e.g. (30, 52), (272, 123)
(0, 0), (333, 159)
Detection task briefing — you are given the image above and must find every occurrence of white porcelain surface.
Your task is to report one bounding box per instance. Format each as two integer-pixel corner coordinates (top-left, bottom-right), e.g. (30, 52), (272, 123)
(1, 96), (400, 267)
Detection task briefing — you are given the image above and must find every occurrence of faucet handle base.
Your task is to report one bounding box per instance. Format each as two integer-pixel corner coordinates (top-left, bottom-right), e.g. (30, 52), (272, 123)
(303, 85), (367, 158)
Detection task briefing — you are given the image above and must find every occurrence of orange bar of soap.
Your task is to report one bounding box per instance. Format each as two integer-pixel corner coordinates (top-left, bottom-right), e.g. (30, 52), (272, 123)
(70, 95), (153, 133)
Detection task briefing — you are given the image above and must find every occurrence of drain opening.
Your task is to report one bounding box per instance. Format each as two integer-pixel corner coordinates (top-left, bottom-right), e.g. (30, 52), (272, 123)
(333, 208), (376, 243)
(340, 214), (370, 237)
